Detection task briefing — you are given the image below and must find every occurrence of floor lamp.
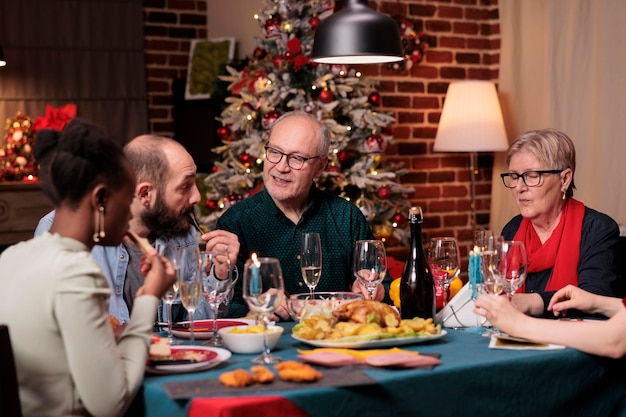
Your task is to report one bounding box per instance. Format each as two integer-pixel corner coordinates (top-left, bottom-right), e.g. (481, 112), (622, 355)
(433, 80), (509, 235)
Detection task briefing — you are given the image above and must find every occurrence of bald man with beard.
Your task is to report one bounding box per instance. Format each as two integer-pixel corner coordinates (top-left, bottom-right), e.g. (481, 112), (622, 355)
(36, 135), (240, 325)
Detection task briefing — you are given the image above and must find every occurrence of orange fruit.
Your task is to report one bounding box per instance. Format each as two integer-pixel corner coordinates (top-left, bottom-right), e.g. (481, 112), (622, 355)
(449, 277), (463, 299)
(390, 277), (401, 308)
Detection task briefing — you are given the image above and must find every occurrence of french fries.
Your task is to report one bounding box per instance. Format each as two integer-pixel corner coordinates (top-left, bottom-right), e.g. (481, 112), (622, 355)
(294, 314), (440, 341)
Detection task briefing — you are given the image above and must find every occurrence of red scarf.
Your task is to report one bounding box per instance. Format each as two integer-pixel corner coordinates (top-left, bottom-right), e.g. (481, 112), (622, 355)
(514, 198), (585, 292)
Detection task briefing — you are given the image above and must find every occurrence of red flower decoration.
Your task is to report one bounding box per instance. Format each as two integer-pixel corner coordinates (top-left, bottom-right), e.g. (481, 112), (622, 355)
(33, 104), (77, 133)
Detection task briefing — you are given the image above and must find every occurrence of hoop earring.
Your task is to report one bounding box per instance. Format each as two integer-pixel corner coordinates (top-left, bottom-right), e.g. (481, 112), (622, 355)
(93, 205), (106, 243)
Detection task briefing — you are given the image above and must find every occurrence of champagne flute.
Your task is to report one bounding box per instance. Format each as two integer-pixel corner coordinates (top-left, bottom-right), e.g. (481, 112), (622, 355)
(177, 245), (202, 345)
(353, 240), (387, 301)
(243, 255), (285, 364)
(480, 242), (504, 336)
(300, 233), (322, 298)
(496, 240), (528, 301)
(156, 242), (183, 345)
(200, 250), (237, 346)
(429, 237), (461, 307)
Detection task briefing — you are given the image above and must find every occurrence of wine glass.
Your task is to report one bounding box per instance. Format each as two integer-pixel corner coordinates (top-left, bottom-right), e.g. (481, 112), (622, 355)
(243, 256), (285, 364)
(479, 242), (505, 336)
(352, 240), (387, 301)
(200, 250), (237, 347)
(496, 240), (528, 301)
(156, 242), (183, 345)
(177, 245), (202, 345)
(300, 233), (322, 298)
(429, 237), (461, 307)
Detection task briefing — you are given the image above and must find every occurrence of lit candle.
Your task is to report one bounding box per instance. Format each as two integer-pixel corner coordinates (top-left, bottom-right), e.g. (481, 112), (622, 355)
(250, 253), (260, 294)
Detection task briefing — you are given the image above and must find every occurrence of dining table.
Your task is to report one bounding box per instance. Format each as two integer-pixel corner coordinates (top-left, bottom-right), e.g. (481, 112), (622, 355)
(127, 322), (626, 417)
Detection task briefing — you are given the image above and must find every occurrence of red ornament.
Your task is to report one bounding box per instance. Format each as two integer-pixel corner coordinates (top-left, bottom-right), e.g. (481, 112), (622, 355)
(273, 55), (284, 68)
(205, 199), (218, 211)
(377, 185), (392, 200)
(337, 150), (350, 163)
(366, 134), (386, 153)
(262, 110), (281, 130)
(368, 92), (381, 106)
(216, 125), (231, 141)
(318, 89), (334, 104)
(310, 15), (320, 29)
(253, 47), (267, 60)
(239, 153), (253, 167)
(391, 212), (406, 226)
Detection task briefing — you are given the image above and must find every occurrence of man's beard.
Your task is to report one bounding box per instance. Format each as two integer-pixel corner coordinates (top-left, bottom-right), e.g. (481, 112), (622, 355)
(141, 194), (192, 239)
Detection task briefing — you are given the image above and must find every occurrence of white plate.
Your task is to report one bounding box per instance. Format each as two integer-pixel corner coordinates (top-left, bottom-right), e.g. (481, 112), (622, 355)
(171, 319), (256, 340)
(146, 346), (231, 375)
(291, 330), (447, 349)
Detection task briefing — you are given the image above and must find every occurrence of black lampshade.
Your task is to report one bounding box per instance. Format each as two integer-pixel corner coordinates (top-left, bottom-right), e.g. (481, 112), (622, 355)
(0, 47), (6, 67)
(311, 0), (403, 65)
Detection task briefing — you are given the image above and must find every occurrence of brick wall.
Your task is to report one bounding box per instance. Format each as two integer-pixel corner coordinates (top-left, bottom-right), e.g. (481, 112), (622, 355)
(143, 0), (502, 264)
(144, 0), (208, 134)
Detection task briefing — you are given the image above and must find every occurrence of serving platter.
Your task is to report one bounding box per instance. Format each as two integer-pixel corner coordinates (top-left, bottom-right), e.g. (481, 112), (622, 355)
(171, 319), (256, 340)
(291, 330), (447, 349)
(146, 346), (231, 375)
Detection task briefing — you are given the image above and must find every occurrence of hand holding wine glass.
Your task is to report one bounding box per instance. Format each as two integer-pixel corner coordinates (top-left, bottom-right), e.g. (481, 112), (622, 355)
(353, 240), (387, 301)
(429, 237), (461, 307)
(300, 233), (322, 298)
(201, 249), (237, 347)
(177, 245), (202, 345)
(243, 255), (285, 364)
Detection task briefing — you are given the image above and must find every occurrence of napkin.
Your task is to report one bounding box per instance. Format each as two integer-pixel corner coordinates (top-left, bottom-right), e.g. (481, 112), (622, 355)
(435, 284), (491, 328)
(489, 334), (565, 350)
(297, 347), (441, 368)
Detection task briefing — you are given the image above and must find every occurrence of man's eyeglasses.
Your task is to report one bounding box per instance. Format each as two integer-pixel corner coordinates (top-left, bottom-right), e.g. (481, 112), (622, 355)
(500, 169), (564, 188)
(264, 146), (322, 170)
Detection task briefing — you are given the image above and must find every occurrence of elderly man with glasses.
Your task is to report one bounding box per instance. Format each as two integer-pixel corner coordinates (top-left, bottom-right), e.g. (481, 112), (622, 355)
(216, 111), (383, 319)
(497, 128), (622, 318)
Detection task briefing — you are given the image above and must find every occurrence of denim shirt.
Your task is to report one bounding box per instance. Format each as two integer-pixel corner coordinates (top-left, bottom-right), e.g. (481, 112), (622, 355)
(35, 211), (214, 324)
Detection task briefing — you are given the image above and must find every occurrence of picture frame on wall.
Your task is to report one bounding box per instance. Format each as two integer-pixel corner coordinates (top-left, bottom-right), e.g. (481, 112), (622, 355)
(185, 37), (235, 100)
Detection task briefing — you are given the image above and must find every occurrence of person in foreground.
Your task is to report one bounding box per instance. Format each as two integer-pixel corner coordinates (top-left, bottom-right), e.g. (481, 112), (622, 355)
(499, 128), (621, 317)
(474, 285), (626, 358)
(0, 119), (176, 416)
(217, 111), (383, 319)
(35, 134), (240, 324)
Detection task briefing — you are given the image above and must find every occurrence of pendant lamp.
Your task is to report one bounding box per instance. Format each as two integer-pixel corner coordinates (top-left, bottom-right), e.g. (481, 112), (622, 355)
(311, 0), (403, 65)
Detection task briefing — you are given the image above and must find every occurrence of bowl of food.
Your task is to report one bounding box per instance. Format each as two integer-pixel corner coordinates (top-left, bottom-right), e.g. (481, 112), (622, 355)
(217, 324), (284, 354)
(287, 291), (364, 322)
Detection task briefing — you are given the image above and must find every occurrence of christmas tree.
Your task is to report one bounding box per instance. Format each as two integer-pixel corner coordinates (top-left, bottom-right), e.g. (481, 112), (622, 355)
(196, 0), (415, 245)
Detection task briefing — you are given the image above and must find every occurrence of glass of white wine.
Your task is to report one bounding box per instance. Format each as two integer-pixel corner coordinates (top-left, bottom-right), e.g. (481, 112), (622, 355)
(156, 242), (182, 345)
(300, 233), (322, 298)
(177, 245), (202, 345)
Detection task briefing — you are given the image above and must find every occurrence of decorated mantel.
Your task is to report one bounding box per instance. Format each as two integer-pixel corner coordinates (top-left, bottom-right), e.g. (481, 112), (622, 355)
(0, 104), (75, 246)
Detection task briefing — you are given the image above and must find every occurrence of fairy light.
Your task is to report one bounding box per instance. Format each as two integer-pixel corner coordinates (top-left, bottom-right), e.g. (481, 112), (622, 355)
(355, 71), (362, 77)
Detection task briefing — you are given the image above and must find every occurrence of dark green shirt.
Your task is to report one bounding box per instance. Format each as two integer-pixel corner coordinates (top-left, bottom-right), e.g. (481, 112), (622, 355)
(217, 185), (375, 317)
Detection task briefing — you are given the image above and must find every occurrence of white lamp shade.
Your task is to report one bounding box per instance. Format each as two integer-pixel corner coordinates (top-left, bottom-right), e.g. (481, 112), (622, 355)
(434, 80), (509, 152)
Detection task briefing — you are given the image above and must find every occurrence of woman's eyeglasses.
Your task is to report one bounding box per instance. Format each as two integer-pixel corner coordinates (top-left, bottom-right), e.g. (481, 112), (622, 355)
(500, 169), (564, 188)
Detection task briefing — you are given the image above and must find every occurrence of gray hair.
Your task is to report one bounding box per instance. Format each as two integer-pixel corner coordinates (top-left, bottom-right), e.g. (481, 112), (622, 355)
(269, 111), (331, 157)
(506, 128), (576, 198)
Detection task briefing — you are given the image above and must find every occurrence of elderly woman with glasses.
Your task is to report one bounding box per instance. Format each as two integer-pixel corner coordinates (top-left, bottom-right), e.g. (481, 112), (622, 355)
(497, 128), (621, 317)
